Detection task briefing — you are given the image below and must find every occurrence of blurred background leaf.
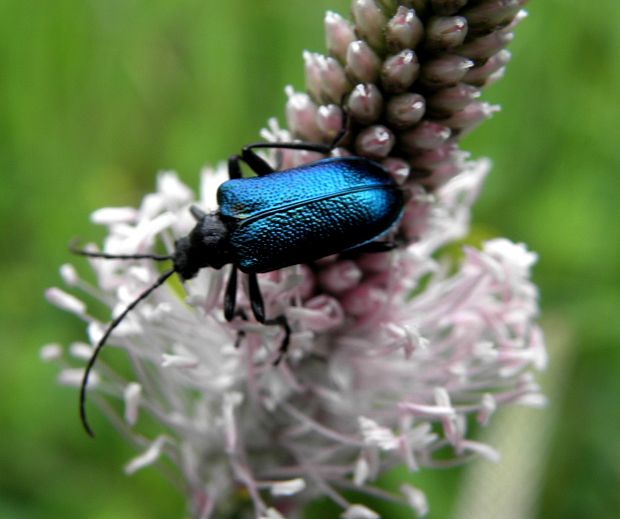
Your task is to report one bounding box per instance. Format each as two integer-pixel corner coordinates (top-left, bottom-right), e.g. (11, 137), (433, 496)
(1, 1), (618, 518)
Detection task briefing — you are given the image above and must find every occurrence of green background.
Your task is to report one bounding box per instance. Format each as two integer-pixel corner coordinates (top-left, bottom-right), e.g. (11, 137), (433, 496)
(1, 1), (618, 518)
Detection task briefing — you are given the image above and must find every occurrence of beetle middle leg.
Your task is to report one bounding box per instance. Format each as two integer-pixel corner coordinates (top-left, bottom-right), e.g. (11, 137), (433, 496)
(248, 272), (291, 364)
(223, 265), (246, 347)
(225, 268), (291, 362)
(230, 309), (248, 349)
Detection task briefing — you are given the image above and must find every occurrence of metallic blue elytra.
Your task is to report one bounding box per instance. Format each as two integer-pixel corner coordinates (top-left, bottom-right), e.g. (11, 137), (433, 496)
(217, 156), (405, 272)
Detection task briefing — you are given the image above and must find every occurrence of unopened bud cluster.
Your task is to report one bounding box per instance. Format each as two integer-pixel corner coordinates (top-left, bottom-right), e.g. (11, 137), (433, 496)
(283, 0), (525, 190)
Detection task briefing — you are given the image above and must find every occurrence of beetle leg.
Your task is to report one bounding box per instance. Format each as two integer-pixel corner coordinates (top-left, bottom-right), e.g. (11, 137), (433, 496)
(239, 104), (349, 176)
(343, 241), (399, 255)
(224, 266), (238, 321)
(263, 315), (291, 365)
(240, 147), (275, 176)
(247, 272), (266, 323)
(231, 308), (248, 349)
(241, 141), (338, 176)
(228, 155), (244, 180)
(247, 273), (291, 363)
(343, 232), (406, 256)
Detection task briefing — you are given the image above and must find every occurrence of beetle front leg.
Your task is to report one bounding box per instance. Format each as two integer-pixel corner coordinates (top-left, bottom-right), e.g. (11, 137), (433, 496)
(225, 268), (251, 349)
(227, 155), (244, 180)
(242, 142), (333, 178)
(240, 105), (349, 176)
(224, 266), (238, 321)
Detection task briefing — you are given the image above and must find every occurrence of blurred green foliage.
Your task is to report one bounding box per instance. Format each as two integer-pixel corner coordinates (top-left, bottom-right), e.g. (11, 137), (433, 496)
(1, 1), (618, 518)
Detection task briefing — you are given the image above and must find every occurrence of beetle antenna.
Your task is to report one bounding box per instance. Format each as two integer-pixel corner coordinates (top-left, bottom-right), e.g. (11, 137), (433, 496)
(80, 267), (176, 437)
(69, 239), (172, 262)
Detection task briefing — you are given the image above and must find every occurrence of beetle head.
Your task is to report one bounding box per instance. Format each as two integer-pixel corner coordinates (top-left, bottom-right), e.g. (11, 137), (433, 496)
(173, 209), (232, 280)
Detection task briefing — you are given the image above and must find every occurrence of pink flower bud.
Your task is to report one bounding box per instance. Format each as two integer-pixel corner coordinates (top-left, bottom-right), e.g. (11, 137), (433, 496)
(380, 50), (420, 93)
(316, 104), (344, 141)
(386, 7), (424, 52)
(382, 157), (410, 185)
(424, 16), (468, 51)
(348, 83), (384, 124)
(351, 0), (388, 51)
(346, 40), (381, 83)
(463, 0), (526, 34)
(341, 283), (388, 318)
(400, 121), (451, 151)
(285, 88), (321, 141)
(463, 49), (511, 86)
(325, 11), (356, 63)
(319, 55), (350, 103)
(410, 142), (458, 168)
(386, 93), (426, 129)
(303, 51), (323, 102)
(355, 125), (395, 158)
(431, 0), (468, 16)
(440, 102), (500, 132)
(426, 83), (481, 114)
(319, 260), (363, 294)
(420, 54), (474, 88)
(457, 31), (514, 61)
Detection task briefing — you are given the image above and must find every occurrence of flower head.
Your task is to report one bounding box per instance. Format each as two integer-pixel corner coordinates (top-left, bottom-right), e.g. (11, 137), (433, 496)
(45, 2), (542, 518)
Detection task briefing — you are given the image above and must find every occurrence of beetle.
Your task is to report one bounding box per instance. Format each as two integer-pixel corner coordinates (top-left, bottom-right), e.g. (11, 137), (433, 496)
(71, 133), (405, 436)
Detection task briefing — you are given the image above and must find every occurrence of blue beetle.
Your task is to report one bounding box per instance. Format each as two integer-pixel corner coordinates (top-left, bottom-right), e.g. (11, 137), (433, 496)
(72, 137), (404, 436)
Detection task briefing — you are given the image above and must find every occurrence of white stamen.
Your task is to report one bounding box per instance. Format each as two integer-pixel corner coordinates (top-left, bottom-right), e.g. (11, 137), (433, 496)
(259, 508), (287, 519)
(91, 207), (138, 225)
(477, 393), (496, 426)
(124, 435), (168, 475)
(401, 484), (429, 517)
(157, 171), (193, 205)
(40, 343), (62, 362)
(69, 342), (94, 360)
(353, 456), (370, 486)
(342, 504), (380, 519)
(358, 416), (399, 451)
(161, 354), (199, 369)
(58, 368), (97, 388)
(124, 383), (142, 426)
(459, 439), (500, 462)
(270, 478), (306, 497)
(60, 264), (79, 286)
(45, 288), (86, 316)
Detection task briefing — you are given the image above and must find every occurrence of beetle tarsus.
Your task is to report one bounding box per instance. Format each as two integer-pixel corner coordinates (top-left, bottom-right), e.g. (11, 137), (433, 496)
(230, 309), (248, 349)
(266, 315), (291, 365)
